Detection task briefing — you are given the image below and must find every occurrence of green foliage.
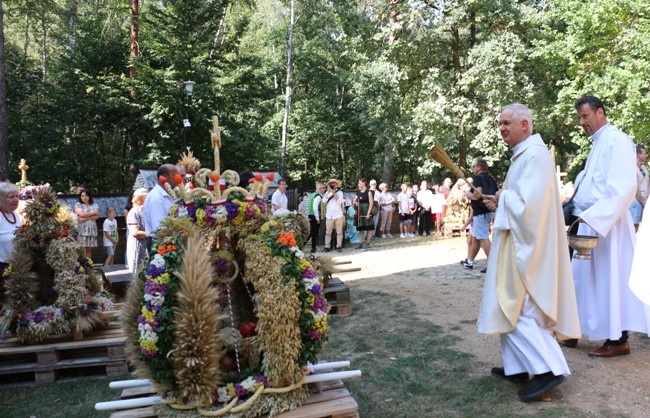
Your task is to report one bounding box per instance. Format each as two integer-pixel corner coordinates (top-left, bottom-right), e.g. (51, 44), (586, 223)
(2, 0), (649, 191)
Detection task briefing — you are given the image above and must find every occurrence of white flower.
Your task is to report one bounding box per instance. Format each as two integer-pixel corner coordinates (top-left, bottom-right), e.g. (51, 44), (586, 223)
(178, 206), (189, 217)
(217, 387), (231, 402)
(144, 293), (165, 306)
(303, 278), (319, 291)
(292, 248), (305, 258)
(311, 310), (327, 320)
(151, 254), (166, 268)
(241, 376), (257, 392)
(141, 330), (158, 343)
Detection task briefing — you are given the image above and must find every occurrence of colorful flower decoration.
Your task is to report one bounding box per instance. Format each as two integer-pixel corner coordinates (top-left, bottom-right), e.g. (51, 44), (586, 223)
(127, 180), (327, 412)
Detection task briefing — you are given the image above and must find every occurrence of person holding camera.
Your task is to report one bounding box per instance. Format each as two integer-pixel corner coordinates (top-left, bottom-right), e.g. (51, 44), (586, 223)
(323, 179), (345, 253)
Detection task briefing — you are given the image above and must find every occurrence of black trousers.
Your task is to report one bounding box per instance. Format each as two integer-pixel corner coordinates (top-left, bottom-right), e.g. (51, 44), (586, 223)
(307, 215), (320, 251)
(419, 209), (431, 236)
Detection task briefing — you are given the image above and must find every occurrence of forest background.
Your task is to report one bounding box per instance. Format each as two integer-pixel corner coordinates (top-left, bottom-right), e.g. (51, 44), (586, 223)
(0, 0), (648, 194)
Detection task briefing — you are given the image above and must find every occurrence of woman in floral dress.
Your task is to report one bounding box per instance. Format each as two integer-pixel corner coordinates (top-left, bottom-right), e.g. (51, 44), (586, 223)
(74, 188), (100, 259)
(126, 188), (148, 275)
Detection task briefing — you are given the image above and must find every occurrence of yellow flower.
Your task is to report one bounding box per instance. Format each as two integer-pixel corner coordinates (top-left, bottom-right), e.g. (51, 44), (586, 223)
(226, 383), (235, 397)
(306, 294), (315, 305)
(141, 306), (156, 322)
(313, 317), (328, 333)
(196, 209), (206, 228)
(139, 338), (157, 351)
(152, 273), (170, 285)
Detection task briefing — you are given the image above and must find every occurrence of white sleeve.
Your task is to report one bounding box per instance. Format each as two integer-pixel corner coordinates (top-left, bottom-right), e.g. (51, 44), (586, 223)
(313, 196), (321, 218)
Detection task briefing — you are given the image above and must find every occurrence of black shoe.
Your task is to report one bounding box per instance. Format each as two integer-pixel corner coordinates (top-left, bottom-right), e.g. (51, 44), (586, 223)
(491, 367), (528, 385)
(517, 372), (564, 401)
(324, 248), (331, 253)
(460, 260), (473, 270)
(480, 268), (487, 274)
(336, 248), (342, 253)
(355, 244), (363, 249)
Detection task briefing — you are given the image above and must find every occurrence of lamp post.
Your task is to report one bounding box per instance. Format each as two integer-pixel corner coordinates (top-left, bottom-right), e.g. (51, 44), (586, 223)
(182, 81), (196, 150)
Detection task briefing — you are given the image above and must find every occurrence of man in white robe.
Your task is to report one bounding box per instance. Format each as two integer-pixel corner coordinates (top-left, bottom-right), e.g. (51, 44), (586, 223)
(478, 104), (581, 402)
(569, 95), (650, 357)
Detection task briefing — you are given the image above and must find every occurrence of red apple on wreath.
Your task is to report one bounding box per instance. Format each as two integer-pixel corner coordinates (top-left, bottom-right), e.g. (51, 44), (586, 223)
(239, 321), (257, 338)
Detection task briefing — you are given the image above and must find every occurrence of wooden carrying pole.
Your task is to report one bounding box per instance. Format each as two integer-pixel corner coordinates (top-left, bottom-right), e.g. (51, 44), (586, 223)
(427, 144), (483, 198)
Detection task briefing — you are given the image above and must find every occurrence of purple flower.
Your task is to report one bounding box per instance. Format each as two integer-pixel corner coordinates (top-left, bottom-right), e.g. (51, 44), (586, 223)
(245, 204), (256, 218)
(186, 205), (198, 219)
(140, 348), (157, 358)
(312, 295), (327, 312)
(301, 268), (316, 279)
(33, 311), (45, 324)
(144, 281), (167, 296)
(146, 264), (166, 278)
(310, 284), (321, 295)
(204, 206), (216, 227)
(254, 199), (267, 213)
(234, 383), (248, 397)
(307, 329), (323, 341)
(225, 202), (239, 220)
(255, 375), (269, 387)
(79, 304), (92, 316)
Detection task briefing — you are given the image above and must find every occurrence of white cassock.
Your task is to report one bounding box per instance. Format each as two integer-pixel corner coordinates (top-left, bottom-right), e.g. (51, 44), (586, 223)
(571, 124), (650, 340)
(630, 202), (650, 304)
(478, 134), (580, 376)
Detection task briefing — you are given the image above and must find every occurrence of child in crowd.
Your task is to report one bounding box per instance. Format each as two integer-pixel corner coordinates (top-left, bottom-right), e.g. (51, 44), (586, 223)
(103, 207), (119, 266)
(406, 186), (416, 237)
(397, 183), (411, 238)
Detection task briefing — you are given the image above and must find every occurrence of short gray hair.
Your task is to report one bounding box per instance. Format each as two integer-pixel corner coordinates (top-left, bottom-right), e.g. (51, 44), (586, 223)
(503, 103), (534, 132)
(0, 182), (18, 201)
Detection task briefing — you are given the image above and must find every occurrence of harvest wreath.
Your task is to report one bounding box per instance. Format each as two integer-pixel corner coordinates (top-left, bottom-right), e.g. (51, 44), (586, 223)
(121, 151), (329, 417)
(0, 185), (114, 343)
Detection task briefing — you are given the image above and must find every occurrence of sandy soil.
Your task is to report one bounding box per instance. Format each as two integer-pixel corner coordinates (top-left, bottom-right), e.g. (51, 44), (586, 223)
(328, 236), (650, 416)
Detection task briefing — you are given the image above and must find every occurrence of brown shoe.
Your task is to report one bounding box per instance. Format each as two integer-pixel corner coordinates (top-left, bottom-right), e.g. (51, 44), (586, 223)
(558, 338), (578, 348)
(588, 342), (630, 357)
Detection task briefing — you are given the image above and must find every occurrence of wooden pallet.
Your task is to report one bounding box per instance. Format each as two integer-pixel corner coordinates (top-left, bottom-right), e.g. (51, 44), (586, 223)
(110, 379), (359, 418)
(0, 321), (128, 387)
(325, 278), (352, 317)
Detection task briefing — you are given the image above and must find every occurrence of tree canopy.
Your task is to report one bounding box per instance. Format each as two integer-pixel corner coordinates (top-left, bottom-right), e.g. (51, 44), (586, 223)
(2, 0), (649, 192)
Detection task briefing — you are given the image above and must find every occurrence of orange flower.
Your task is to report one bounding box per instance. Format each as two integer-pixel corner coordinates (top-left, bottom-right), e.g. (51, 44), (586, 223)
(157, 244), (178, 255)
(276, 232), (297, 247)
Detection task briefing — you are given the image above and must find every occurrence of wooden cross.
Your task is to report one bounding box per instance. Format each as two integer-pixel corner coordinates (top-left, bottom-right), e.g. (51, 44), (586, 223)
(18, 159), (29, 182)
(211, 116), (221, 174)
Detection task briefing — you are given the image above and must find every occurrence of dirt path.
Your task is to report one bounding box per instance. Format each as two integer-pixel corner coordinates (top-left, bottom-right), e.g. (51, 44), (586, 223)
(329, 236), (650, 416)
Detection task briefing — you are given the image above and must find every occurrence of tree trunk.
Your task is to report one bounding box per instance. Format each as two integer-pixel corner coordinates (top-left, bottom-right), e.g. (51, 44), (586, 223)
(41, 10), (47, 83)
(129, 0), (139, 84)
(382, 0), (400, 187)
(279, 0), (295, 177)
(0, 1), (8, 180)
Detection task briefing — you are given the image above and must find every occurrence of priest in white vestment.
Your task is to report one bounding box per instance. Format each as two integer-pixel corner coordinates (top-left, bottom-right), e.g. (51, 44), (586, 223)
(478, 104), (580, 402)
(570, 95), (650, 357)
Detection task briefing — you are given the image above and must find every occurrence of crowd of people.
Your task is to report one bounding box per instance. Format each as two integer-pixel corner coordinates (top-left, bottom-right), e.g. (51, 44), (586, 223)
(300, 176), (457, 253)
